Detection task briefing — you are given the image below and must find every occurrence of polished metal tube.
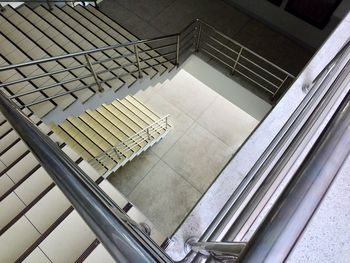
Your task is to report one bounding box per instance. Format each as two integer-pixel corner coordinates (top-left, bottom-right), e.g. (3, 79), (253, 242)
(0, 90), (171, 263)
(84, 54), (104, 92)
(134, 44), (143, 79)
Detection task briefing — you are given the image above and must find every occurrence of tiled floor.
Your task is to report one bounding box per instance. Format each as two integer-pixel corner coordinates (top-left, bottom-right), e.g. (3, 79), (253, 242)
(108, 56), (261, 236)
(99, 0), (314, 76)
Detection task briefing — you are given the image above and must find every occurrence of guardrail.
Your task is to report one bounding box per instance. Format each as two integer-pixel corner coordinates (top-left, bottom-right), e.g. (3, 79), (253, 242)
(89, 115), (171, 171)
(0, 14), (294, 109)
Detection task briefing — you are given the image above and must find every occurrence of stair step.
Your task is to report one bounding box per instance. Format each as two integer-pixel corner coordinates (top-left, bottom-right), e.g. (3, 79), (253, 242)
(15, 5), (96, 104)
(81, 5), (170, 74)
(67, 5), (159, 79)
(45, 5), (136, 88)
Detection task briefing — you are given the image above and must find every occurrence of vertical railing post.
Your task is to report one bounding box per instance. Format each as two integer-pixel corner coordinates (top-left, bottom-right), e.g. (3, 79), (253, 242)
(176, 34), (180, 66)
(46, 0), (53, 10)
(94, 0), (98, 8)
(272, 75), (289, 100)
(146, 128), (151, 140)
(134, 44), (143, 79)
(165, 116), (168, 129)
(231, 46), (243, 75)
(84, 54), (104, 92)
(195, 20), (202, 52)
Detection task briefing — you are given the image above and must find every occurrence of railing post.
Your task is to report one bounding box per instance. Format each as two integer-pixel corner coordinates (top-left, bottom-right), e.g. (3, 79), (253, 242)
(195, 20), (202, 52)
(165, 116), (168, 129)
(134, 44), (143, 79)
(94, 0), (98, 8)
(176, 34), (180, 66)
(146, 128), (151, 140)
(114, 148), (121, 159)
(0, 4), (5, 12)
(231, 46), (243, 75)
(84, 54), (104, 92)
(272, 75), (289, 100)
(46, 0), (53, 10)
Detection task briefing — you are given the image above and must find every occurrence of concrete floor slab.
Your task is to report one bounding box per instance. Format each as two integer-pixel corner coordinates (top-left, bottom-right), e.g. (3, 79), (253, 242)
(128, 160), (201, 236)
(163, 123), (233, 193)
(197, 96), (258, 150)
(157, 70), (217, 120)
(108, 151), (160, 196)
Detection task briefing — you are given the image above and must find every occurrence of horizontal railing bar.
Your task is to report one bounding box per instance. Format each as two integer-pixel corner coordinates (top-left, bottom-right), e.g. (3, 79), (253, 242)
(0, 63), (88, 89)
(24, 82), (100, 107)
(139, 43), (177, 54)
(104, 119), (168, 152)
(179, 19), (198, 35)
(236, 62), (280, 89)
(0, 34), (180, 72)
(92, 128), (166, 163)
(96, 128), (165, 162)
(92, 116), (170, 162)
(206, 35), (240, 55)
(235, 69), (275, 95)
(142, 51), (177, 61)
(199, 20), (295, 78)
(9, 73), (95, 99)
(180, 28), (196, 42)
(201, 48), (235, 69)
(204, 42), (236, 63)
(239, 55), (285, 82)
(89, 52), (136, 67)
(180, 37), (194, 51)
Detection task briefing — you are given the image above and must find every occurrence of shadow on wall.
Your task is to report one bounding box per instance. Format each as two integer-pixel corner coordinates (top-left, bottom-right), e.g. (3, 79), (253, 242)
(182, 55), (272, 121)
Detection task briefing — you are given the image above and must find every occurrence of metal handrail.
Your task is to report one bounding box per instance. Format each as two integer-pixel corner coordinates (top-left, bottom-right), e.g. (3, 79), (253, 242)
(0, 90), (173, 263)
(89, 115), (170, 167)
(0, 15), (294, 106)
(237, 83), (350, 263)
(186, 39), (350, 263)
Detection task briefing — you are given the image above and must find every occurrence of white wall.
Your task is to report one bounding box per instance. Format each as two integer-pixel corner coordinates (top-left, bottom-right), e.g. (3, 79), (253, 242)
(224, 0), (349, 49)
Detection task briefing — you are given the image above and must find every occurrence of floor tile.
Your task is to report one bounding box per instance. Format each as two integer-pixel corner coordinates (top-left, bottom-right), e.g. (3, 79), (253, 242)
(129, 160), (201, 236)
(150, 0), (250, 37)
(109, 0), (177, 23)
(158, 69), (217, 120)
(108, 151), (159, 196)
(98, 1), (163, 39)
(151, 111), (194, 158)
(163, 123), (232, 193)
(234, 19), (313, 75)
(197, 96), (258, 150)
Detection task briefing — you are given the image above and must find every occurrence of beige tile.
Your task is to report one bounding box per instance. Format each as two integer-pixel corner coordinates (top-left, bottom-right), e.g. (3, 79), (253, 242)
(0, 174), (15, 197)
(158, 70), (217, 120)
(129, 160), (201, 236)
(108, 150), (159, 196)
(151, 112), (193, 157)
(0, 217), (40, 263)
(163, 123), (232, 193)
(23, 248), (51, 263)
(0, 192), (25, 229)
(38, 211), (95, 263)
(197, 96), (258, 150)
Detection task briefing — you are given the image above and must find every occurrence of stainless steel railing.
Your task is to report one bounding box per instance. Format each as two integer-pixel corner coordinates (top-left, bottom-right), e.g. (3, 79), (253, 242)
(0, 89), (173, 263)
(0, 16), (294, 110)
(88, 115), (171, 170)
(184, 39), (350, 263)
(195, 20), (295, 99)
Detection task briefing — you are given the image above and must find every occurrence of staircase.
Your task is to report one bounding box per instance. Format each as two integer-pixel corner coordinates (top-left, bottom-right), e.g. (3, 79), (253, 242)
(48, 95), (171, 176)
(0, 109), (167, 262)
(0, 3), (174, 118)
